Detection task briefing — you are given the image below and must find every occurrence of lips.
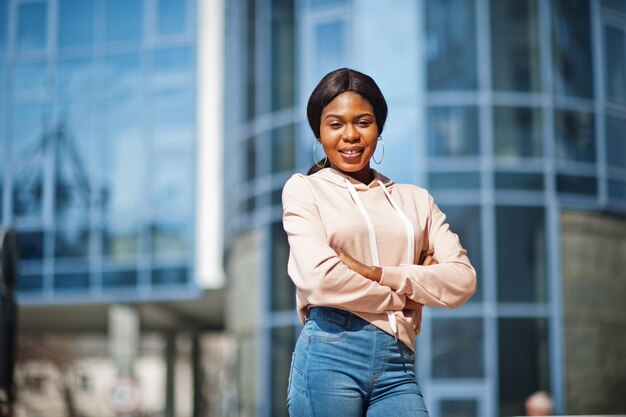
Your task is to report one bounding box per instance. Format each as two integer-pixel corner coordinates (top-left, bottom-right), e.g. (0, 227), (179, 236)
(338, 146), (365, 164)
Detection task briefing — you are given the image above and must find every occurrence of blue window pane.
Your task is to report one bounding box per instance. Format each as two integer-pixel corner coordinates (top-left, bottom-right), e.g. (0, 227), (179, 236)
(552, 0), (593, 98)
(54, 226), (90, 259)
(428, 107), (480, 157)
(17, 2), (47, 51)
(0, 0), (7, 55)
(498, 318), (550, 416)
(58, 59), (94, 98)
(609, 180), (626, 201)
(55, 130), (94, 222)
(106, 0), (142, 42)
(429, 172), (481, 189)
(271, 124), (295, 174)
(556, 175), (597, 196)
(426, 0), (477, 90)
(13, 61), (48, 96)
(440, 206), (482, 301)
(151, 156), (194, 214)
(54, 272), (89, 291)
(59, 0), (94, 46)
(104, 54), (141, 97)
(58, 101), (96, 133)
(441, 399), (478, 417)
(103, 270), (137, 288)
(151, 222), (191, 258)
(102, 126), (144, 218)
(11, 104), (48, 157)
(495, 173), (544, 191)
(377, 108), (418, 184)
(496, 207), (546, 302)
(491, 0), (540, 92)
(555, 110), (595, 163)
(604, 26), (626, 103)
(105, 98), (141, 129)
(271, 0), (295, 111)
(314, 21), (346, 83)
(152, 267), (188, 286)
(305, 0), (347, 8)
(13, 167), (44, 219)
(433, 318), (484, 378)
(17, 274), (43, 292)
(103, 222), (138, 260)
(16, 231), (44, 261)
(493, 107), (543, 159)
(602, 0), (626, 15)
(152, 46), (194, 88)
(152, 91), (194, 152)
(0, 66), (5, 96)
(607, 116), (626, 169)
(157, 0), (187, 35)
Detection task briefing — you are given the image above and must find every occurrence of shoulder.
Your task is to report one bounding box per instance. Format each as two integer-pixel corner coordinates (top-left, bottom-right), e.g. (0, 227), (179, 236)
(392, 182), (432, 200)
(282, 173), (315, 205)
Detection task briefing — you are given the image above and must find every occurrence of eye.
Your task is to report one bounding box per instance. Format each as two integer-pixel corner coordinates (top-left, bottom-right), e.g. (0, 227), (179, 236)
(329, 121), (342, 129)
(357, 120), (371, 127)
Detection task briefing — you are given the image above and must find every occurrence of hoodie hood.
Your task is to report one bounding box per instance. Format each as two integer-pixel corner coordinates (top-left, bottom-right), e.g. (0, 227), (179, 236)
(312, 167), (395, 191)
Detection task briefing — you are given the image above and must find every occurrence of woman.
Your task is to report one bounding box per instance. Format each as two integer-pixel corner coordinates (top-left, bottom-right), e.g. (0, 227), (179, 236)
(281, 68), (476, 417)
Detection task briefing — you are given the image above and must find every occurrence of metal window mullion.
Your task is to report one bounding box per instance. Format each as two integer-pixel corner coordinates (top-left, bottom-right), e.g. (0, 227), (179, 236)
(592, 0), (608, 207)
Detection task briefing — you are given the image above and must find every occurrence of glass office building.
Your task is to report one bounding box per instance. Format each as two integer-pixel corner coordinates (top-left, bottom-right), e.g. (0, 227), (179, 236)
(224, 1), (626, 416)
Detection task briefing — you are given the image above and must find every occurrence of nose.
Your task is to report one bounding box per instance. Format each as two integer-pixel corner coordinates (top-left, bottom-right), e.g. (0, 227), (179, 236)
(342, 123), (360, 141)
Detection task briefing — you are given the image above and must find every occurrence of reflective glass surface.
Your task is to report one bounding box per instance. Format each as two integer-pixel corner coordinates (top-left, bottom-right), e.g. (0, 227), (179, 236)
(103, 269), (138, 288)
(58, 59), (94, 99)
(55, 130), (94, 222)
(493, 107), (542, 159)
(271, 0), (295, 111)
(271, 326), (295, 417)
(305, 0), (347, 7)
(13, 61), (48, 96)
(245, 138), (257, 182)
(270, 222), (294, 311)
(16, 231), (44, 260)
(498, 318), (550, 416)
(429, 172), (481, 190)
(18, 274), (43, 292)
(102, 126), (144, 218)
(428, 106), (479, 157)
(491, 0), (540, 92)
(609, 180), (626, 201)
(152, 267), (188, 286)
(104, 54), (141, 98)
(0, 0), (6, 55)
(378, 108), (419, 184)
(17, 2), (47, 51)
(552, 0), (593, 98)
(58, 101), (96, 133)
(157, 0), (188, 35)
(151, 222), (191, 258)
(440, 400), (478, 417)
(106, 0), (143, 42)
(151, 156), (194, 215)
(496, 207), (546, 302)
(554, 110), (595, 163)
(426, 0), (477, 90)
(54, 272), (89, 291)
(556, 175), (597, 196)
(495, 173), (544, 191)
(55, 226), (90, 259)
(103, 222), (138, 260)
(0, 66), (5, 96)
(602, 0), (626, 15)
(271, 124), (295, 174)
(152, 46), (193, 88)
(314, 20), (346, 82)
(432, 318), (484, 378)
(152, 91), (194, 153)
(441, 206), (482, 301)
(606, 116), (626, 169)
(10, 104), (47, 157)
(13, 166), (44, 219)
(604, 26), (626, 103)
(58, 0), (94, 46)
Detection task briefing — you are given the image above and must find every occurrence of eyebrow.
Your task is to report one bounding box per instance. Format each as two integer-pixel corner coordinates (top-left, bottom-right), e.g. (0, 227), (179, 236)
(323, 113), (375, 120)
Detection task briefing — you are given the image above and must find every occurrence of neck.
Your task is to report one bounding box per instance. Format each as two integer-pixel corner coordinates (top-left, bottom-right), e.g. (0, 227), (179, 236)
(331, 164), (374, 185)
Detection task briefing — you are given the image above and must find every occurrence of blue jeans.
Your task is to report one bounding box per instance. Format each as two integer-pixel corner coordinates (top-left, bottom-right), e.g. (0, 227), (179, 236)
(287, 307), (429, 417)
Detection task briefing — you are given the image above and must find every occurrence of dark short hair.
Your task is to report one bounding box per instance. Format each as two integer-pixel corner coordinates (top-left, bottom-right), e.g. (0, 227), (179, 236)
(306, 68), (388, 139)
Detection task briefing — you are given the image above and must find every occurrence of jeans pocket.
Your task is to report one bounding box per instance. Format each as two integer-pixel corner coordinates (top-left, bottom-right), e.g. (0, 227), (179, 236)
(302, 317), (347, 342)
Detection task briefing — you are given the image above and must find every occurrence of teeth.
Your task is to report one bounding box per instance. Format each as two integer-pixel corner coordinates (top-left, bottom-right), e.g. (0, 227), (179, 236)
(342, 149), (361, 155)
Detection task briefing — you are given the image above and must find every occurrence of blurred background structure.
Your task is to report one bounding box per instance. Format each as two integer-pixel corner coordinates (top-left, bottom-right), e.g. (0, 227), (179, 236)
(1, 0), (625, 417)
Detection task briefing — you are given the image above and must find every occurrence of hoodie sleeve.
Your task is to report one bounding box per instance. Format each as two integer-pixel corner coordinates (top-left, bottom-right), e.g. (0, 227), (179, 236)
(282, 174), (407, 314)
(379, 192), (477, 308)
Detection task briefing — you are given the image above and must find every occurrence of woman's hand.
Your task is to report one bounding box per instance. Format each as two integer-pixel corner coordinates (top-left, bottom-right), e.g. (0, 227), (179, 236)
(421, 248), (438, 266)
(337, 250), (382, 282)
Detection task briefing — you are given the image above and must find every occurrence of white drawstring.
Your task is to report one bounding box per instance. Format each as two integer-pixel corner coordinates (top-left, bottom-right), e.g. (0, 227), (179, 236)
(345, 179), (415, 340)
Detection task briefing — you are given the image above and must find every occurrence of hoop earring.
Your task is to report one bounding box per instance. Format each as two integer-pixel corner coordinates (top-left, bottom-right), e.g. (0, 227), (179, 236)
(313, 139), (326, 168)
(373, 136), (385, 164)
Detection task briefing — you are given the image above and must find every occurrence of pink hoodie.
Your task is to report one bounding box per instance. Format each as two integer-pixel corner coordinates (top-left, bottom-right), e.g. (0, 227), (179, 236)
(281, 167), (477, 351)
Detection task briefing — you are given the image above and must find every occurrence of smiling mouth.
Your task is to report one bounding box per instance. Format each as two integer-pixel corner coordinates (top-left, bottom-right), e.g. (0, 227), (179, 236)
(339, 147), (364, 155)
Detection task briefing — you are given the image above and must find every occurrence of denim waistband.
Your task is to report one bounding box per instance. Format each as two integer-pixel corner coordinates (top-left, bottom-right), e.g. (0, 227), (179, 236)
(306, 307), (374, 330)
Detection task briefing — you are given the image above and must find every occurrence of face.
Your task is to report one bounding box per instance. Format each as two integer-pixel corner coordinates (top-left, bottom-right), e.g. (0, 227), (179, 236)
(319, 91), (379, 183)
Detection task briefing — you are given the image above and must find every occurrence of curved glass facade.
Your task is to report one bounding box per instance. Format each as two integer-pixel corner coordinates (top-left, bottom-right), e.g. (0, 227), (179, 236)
(225, 0), (626, 416)
(0, 0), (200, 302)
